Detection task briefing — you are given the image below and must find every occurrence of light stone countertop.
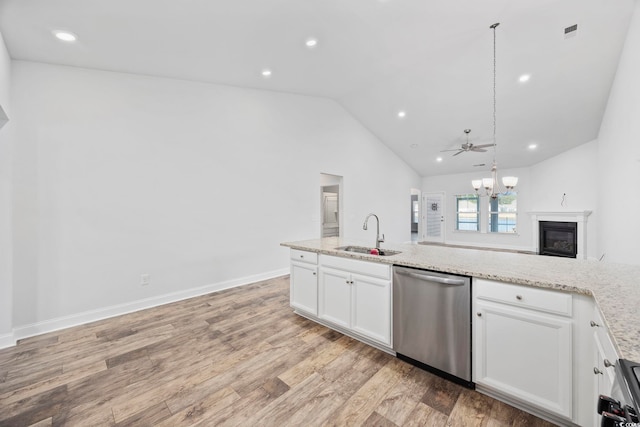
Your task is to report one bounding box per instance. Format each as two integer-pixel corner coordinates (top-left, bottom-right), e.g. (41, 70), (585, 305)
(281, 237), (640, 362)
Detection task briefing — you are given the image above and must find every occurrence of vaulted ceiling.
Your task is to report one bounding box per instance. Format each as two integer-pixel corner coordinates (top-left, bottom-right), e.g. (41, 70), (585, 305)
(0, 0), (635, 176)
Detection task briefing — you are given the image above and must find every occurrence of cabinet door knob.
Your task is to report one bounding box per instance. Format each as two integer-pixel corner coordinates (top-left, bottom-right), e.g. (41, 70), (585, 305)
(300, 255), (304, 258)
(476, 312), (482, 317)
(604, 359), (614, 368)
(312, 272), (316, 276)
(590, 320), (600, 328)
(594, 367), (603, 375)
(515, 295), (522, 300)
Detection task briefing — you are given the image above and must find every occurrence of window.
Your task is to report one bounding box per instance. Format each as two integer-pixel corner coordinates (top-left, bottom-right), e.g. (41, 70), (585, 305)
(488, 192), (517, 233)
(456, 194), (479, 231)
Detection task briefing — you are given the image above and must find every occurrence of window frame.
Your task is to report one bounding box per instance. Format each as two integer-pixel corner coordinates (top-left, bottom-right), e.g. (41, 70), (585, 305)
(455, 194), (480, 232)
(488, 192), (518, 234)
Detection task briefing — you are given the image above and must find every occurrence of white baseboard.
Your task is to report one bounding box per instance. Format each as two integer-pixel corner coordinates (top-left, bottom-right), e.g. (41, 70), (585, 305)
(8, 268), (290, 347)
(0, 331), (16, 349)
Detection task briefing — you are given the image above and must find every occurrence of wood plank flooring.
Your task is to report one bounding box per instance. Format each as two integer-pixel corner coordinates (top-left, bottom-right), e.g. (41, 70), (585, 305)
(0, 276), (556, 426)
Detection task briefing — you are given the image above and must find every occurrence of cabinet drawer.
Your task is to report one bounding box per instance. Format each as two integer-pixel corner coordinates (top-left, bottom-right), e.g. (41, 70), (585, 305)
(475, 278), (572, 317)
(291, 249), (318, 265)
(319, 254), (390, 280)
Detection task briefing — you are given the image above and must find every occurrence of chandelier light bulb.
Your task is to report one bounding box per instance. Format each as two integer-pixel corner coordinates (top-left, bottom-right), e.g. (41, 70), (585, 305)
(502, 176), (518, 190)
(482, 178), (494, 190)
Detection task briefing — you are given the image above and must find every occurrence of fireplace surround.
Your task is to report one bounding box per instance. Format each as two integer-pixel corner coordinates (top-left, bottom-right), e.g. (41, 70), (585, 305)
(528, 211), (592, 259)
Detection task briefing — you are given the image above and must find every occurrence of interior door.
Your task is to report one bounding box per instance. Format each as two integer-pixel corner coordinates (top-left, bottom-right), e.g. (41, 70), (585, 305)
(423, 192), (445, 243)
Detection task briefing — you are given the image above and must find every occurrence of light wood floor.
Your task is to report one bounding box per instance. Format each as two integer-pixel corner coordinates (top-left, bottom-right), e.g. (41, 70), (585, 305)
(0, 276), (556, 426)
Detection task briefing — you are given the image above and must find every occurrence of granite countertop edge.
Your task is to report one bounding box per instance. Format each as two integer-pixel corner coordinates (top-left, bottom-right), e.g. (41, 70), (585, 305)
(281, 237), (640, 362)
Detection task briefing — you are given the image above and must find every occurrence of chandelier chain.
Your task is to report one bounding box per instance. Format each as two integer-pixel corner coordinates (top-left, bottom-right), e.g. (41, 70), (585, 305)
(471, 22), (517, 199)
(492, 22), (497, 164)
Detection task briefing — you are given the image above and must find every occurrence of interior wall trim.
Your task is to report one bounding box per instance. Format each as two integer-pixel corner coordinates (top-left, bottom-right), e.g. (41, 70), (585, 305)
(6, 268), (290, 348)
(0, 332), (15, 350)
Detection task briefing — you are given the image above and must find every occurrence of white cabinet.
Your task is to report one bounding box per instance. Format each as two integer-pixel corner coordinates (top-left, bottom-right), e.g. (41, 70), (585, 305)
(317, 266), (351, 328)
(473, 278), (573, 420)
(290, 249), (318, 316)
(318, 255), (392, 347)
(351, 273), (391, 345)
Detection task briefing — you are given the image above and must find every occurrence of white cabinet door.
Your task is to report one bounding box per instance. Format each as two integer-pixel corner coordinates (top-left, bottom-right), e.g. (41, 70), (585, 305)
(351, 273), (391, 346)
(290, 261), (318, 315)
(318, 267), (351, 329)
(474, 300), (573, 419)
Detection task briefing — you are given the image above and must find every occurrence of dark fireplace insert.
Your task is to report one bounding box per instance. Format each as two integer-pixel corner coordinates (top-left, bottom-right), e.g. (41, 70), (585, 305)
(539, 221), (577, 258)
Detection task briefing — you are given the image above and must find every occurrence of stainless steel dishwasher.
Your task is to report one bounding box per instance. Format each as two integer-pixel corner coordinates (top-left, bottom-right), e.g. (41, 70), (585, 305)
(393, 266), (472, 387)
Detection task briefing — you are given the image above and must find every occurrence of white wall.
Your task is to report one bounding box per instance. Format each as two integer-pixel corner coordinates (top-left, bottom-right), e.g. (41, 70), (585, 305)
(530, 140), (599, 259)
(9, 60), (420, 335)
(0, 30), (13, 345)
(597, 0), (640, 266)
(422, 140), (599, 256)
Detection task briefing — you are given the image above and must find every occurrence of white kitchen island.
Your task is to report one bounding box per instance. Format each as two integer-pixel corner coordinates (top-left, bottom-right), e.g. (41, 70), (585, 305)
(281, 237), (640, 427)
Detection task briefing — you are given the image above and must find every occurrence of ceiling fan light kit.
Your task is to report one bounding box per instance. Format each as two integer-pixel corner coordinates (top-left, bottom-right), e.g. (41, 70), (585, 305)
(472, 22), (518, 199)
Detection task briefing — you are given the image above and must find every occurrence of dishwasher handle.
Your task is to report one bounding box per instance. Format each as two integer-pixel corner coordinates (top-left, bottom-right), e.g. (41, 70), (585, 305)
(395, 269), (466, 286)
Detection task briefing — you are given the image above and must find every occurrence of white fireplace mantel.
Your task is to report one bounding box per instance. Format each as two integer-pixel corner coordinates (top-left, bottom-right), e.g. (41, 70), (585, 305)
(527, 211), (592, 259)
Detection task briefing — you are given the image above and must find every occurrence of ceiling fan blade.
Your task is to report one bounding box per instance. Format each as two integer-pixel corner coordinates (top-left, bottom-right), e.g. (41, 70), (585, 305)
(473, 144), (495, 149)
(470, 148), (488, 152)
(452, 150), (464, 156)
(440, 148), (462, 152)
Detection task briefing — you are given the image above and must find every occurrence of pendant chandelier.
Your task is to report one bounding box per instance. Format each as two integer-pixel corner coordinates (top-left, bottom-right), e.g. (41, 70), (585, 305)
(472, 23), (517, 199)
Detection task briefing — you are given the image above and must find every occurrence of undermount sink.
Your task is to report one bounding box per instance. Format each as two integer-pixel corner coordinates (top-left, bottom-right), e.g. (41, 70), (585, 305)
(336, 245), (401, 257)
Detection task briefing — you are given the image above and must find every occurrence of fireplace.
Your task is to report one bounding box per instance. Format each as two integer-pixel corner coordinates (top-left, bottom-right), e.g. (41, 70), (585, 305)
(528, 211), (591, 259)
(539, 221), (577, 258)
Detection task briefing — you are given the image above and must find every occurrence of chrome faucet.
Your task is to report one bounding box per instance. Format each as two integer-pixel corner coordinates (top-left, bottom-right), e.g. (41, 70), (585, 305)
(363, 213), (384, 249)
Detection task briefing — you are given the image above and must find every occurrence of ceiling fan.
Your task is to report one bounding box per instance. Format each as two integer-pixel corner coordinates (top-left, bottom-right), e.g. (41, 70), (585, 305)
(441, 129), (494, 156)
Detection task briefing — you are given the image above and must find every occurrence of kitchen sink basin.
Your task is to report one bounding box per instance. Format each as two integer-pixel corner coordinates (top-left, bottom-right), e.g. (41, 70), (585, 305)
(335, 246), (401, 256)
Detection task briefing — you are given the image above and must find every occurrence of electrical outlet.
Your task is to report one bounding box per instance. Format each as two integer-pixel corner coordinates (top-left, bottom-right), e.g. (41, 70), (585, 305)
(140, 274), (150, 286)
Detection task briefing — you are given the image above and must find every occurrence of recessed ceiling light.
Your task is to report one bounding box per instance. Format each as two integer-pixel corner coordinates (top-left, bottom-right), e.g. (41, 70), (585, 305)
(261, 69), (272, 78)
(397, 111), (406, 118)
(436, 157), (443, 162)
(528, 143), (538, 150)
(305, 38), (318, 48)
(53, 30), (77, 42)
(519, 74), (531, 83)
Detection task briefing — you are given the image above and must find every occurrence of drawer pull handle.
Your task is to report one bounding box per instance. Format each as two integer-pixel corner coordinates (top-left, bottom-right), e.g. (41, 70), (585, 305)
(590, 320), (600, 328)
(594, 367), (603, 375)
(476, 312), (482, 317)
(515, 295), (523, 301)
(604, 359), (614, 368)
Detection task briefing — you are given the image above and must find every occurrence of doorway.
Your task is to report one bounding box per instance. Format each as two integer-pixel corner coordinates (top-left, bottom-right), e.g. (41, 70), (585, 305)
(423, 192), (445, 243)
(320, 174), (343, 238)
(410, 189), (421, 242)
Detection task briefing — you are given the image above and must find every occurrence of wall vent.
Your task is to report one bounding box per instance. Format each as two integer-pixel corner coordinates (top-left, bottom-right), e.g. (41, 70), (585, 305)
(564, 24), (578, 39)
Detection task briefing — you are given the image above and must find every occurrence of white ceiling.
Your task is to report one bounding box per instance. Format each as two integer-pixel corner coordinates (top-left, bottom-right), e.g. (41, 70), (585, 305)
(0, 0), (635, 176)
